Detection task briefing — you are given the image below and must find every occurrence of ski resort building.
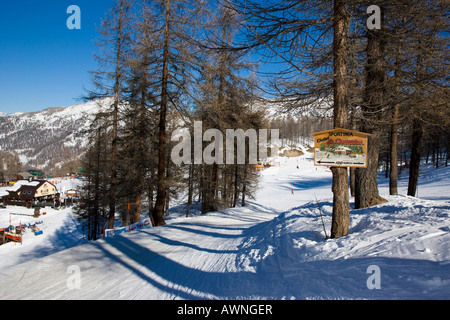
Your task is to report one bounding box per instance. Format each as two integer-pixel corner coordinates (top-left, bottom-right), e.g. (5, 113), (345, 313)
(4, 180), (59, 207)
(16, 170), (46, 181)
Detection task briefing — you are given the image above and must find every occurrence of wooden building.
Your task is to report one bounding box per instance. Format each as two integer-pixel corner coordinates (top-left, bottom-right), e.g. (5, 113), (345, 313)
(5, 180), (59, 207)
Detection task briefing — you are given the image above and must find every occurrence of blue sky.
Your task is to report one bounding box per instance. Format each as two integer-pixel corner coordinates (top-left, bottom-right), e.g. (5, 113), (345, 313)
(0, 1), (116, 113)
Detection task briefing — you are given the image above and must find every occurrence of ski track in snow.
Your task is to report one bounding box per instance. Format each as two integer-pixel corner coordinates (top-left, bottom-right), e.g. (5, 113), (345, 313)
(0, 155), (449, 300)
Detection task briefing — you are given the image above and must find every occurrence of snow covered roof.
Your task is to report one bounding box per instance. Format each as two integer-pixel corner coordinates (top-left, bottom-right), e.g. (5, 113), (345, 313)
(5, 180), (52, 192)
(17, 172), (33, 178)
(0, 189), (8, 198)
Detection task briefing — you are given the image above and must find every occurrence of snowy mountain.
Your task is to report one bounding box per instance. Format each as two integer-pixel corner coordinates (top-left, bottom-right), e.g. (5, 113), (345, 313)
(0, 153), (448, 300)
(0, 97), (331, 175)
(253, 97), (333, 121)
(0, 112), (24, 118)
(0, 99), (111, 173)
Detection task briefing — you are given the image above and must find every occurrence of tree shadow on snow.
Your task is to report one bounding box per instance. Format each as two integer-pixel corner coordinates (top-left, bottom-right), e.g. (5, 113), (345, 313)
(278, 176), (333, 192)
(93, 226), (450, 300)
(94, 233), (287, 299)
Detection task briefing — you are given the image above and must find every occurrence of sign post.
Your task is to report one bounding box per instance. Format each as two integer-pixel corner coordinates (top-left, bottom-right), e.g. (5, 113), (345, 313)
(309, 128), (370, 168)
(310, 128), (371, 239)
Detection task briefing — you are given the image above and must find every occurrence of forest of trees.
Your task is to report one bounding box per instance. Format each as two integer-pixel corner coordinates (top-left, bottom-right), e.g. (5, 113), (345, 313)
(0, 151), (22, 184)
(76, 0), (449, 240)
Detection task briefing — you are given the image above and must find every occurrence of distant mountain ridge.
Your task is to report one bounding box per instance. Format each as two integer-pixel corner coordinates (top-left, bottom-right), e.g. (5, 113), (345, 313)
(0, 97), (331, 176)
(0, 100), (110, 175)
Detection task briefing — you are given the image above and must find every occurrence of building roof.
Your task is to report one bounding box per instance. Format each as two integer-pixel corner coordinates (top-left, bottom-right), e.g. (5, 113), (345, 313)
(17, 172), (34, 178)
(6, 180), (40, 192)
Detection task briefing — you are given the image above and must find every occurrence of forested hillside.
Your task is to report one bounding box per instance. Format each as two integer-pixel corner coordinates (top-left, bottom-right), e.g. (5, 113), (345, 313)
(0, 100), (105, 177)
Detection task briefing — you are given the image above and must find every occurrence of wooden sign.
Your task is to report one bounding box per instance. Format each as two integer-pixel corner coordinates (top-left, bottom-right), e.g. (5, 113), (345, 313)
(309, 128), (370, 168)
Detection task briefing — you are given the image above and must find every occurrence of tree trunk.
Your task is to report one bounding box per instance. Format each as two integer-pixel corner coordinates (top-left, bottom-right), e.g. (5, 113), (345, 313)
(355, 131), (386, 207)
(407, 118), (423, 197)
(389, 122), (398, 196)
(354, 5), (386, 209)
(107, 2), (126, 230)
(165, 149), (171, 216)
(389, 104), (399, 195)
(233, 164), (239, 208)
(330, 167), (350, 238)
(152, 0), (170, 226)
(209, 162), (218, 211)
(389, 19), (404, 196)
(93, 127), (102, 240)
(134, 81), (148, 224)
(134, 188), (142, 223)
(201, 164), (209, 214)
(165, 191), (170, 216)
(435, 139), (440, 169)
(330, 0), (350, 239)
(446, 133), (449, 167)
(148, 171), (154, 213)
(241, 164), (248, 207)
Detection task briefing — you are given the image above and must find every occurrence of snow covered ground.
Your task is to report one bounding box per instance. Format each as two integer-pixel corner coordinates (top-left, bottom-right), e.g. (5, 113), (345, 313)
(0, 153), (448, 300)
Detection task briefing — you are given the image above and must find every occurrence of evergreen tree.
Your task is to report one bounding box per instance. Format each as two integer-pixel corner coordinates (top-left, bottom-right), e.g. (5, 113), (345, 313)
(85, 0), (133, 229)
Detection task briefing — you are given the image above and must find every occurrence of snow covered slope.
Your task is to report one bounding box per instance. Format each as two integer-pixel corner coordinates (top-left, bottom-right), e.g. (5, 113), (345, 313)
(0, 155), (448, 300)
